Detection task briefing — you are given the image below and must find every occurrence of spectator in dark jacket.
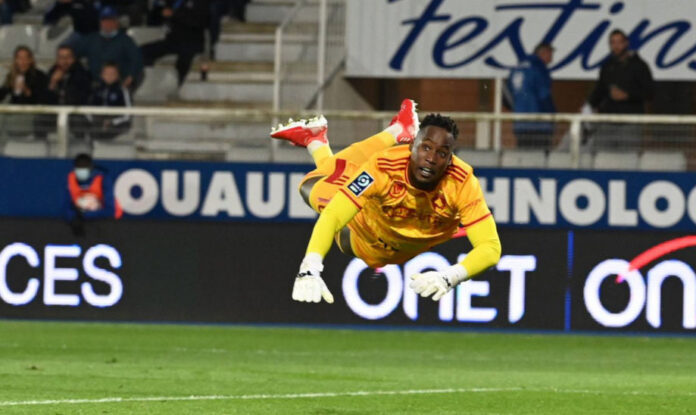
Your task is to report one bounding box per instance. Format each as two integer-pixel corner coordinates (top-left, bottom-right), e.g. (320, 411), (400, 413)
(44, 45), (92, 138)
(587, 29), (654, 149)
(43, 0), (100, 49)
(1, 0), (13, 24)
(0, 46), (48, 137)
(45, 45), (92, 106)
(142, 0), (210, 85)
(79, 6), (143, 91)
(65, 153), (123, 236)
(88, 62), (132, 140)
(507, 43), (556, 149)
(0, 46), (47, 104)
(208, 0), (249, 59)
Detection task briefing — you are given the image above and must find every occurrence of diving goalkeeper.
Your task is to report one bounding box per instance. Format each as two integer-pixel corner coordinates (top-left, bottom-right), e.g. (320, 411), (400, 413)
(270, 99), (501, 303)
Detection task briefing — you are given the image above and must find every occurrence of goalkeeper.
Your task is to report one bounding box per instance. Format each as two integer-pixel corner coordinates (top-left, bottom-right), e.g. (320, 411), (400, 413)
(271, 100), (501, 303)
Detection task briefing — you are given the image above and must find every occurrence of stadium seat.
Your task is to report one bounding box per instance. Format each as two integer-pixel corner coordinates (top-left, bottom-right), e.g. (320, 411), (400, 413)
(272, 146), (309, 164)
(126, 27), (166, 46)
(93, 140), (137, 160)
(134, 67), (178, 102)
(0, 25), (39, 59)
(3, 139), (49, 157)
(225, 146), (270, 162)
(638, 151), (687, 172)
(455, 149), (499, 167)
(36, 26), (72, 59)
(500, 149), (546, 168)
(546, 151), (594, 169)
(67, 140), (92, 158)
(593, 151), (640, 170)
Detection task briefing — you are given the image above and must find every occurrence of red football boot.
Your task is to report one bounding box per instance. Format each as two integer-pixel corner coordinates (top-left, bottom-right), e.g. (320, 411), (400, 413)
(270, 116), (328, 147)
(390, 99), (420, 144)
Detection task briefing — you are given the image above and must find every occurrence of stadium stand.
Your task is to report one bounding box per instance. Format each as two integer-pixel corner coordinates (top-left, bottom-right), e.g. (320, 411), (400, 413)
(638, 150), (688, 172)
(546, 151), (594, 169)
(501, 149), (547, 168)
(593, 150), (640, 170)
(455, 149), (500, 168)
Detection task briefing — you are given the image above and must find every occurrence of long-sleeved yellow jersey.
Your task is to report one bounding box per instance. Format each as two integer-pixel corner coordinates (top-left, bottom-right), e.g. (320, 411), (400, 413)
(308, 145), (498, 270)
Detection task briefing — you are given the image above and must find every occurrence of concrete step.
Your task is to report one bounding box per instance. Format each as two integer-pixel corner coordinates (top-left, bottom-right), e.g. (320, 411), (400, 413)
(221, 21), (318, 35)
(160, 100), (272, 109)
(214, 39), (317, 62)
(246, 2), (319, 24)
(178, 79), (315, 103)
(148, 117), (271, 144)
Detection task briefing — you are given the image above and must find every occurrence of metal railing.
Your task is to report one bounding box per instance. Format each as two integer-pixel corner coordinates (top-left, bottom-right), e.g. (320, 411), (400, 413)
(272, 0), (346, 114)
(1, 104), (695, 169)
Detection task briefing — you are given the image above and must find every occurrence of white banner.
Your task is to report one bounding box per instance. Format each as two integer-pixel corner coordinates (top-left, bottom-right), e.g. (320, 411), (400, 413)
(346, 0), (696, 80)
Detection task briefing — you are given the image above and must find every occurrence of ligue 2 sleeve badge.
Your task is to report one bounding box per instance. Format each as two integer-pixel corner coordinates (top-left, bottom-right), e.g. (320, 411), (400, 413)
(348, 172), (375, 196)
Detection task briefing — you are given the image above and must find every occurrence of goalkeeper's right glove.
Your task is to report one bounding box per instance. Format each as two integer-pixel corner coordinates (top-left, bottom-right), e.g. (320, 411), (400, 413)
(292, 253), (334, 304)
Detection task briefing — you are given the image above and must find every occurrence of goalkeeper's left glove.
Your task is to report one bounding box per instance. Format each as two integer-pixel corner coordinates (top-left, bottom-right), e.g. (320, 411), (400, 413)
(409, 264), (468, 301)
(292, 253), (334, 304)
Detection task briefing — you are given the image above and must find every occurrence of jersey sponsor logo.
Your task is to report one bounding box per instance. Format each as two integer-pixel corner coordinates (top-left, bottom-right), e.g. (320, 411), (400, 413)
(389, 181), (406, 198)
(348, 172), (375, 197)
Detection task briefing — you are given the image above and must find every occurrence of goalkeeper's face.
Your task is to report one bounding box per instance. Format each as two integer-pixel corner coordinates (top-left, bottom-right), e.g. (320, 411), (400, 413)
(408, 126), (454, 191)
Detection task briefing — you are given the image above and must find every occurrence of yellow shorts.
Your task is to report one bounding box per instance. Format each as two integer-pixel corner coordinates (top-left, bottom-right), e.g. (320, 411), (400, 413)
(300, 157), (363, 213)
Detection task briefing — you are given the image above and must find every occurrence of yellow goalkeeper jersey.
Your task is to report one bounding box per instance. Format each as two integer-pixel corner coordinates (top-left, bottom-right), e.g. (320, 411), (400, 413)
(338, 145), (491, 268)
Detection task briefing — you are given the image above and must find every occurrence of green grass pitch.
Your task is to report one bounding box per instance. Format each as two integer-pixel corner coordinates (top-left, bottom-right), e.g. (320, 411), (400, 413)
(1, 320), (695, 414)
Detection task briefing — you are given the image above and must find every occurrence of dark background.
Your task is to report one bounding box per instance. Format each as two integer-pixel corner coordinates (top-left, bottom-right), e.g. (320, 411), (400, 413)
(0, 219), (693, 333)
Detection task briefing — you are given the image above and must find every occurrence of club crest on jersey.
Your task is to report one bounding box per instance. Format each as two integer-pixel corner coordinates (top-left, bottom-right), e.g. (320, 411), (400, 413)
(348, 172), (374, 196)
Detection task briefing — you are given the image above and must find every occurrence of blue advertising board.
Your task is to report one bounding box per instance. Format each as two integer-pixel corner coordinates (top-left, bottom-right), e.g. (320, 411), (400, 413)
(1, 156), (695, 231)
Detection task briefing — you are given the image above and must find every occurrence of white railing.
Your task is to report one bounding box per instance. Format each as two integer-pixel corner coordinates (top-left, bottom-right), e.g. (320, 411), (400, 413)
(272, 0), (346, 114)
(1, 104), (696, 167)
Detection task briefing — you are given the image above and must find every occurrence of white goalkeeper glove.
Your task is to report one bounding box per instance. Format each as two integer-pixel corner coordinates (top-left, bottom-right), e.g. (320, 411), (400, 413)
(292, 253), (334, 304)
(409, 264), (468, 301)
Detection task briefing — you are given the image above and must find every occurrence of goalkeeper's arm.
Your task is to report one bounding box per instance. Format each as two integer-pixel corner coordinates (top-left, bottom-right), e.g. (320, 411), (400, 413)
(293, 191), (360, 303)
(410, 216), (502, 300)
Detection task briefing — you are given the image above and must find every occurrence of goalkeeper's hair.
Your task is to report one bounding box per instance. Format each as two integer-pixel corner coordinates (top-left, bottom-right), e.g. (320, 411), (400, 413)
(421, 113), (459, 140)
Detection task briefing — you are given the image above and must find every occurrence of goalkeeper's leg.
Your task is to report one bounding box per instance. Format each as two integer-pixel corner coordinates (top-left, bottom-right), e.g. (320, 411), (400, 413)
(270, 99), (419, 212)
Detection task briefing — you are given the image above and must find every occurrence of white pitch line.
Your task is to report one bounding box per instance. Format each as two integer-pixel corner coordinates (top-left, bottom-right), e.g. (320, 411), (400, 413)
(0, 388), (521, 407)
(2, 387), (695, 407)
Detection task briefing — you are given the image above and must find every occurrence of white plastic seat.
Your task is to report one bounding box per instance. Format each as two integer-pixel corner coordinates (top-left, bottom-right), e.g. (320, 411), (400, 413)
(126, 27), (166, 46)
(455, 149), (499, 167)
(3, 139), (48, 158)
(639, 151), (687, 172)
(225, 146), (270, 162)
(273, 146), (310, 164)
(547, 151), (594, 169)
(593, 151), (639, 170)
(500, 149), (546, 168)
(134, 67), (178, 102)
(93, 140), (136, 160)
(36, 26), (72, 59)
(0, 25), (39, 59)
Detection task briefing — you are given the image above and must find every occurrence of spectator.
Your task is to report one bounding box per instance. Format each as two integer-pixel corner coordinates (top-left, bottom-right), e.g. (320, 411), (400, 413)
(79, 6), (143, 91)
(208, 0), (249, 59)
(43, 45), (92, 138)
(101, 0), (147, 26)
(88, 62), (132, 140)
(65, 153), (122, 236)
(141, 0), (210, 85)
(507, 43), (556, 149)
(45, 45), (92, 106)
(587, 29), (654, 149)
(0, 0), (13, 24)
(0, 46), (47, 104)
(0, 46), (48, 137)
(44, 0), (100, 50)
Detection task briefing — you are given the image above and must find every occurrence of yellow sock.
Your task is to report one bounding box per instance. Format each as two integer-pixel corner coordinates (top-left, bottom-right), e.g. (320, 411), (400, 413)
(333, 131), (397, 166)
(308, 142), (333, 167)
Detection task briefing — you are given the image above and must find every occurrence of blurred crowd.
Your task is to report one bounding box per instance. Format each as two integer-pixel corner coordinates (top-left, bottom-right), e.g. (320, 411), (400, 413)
(0, 0), (250, 139)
